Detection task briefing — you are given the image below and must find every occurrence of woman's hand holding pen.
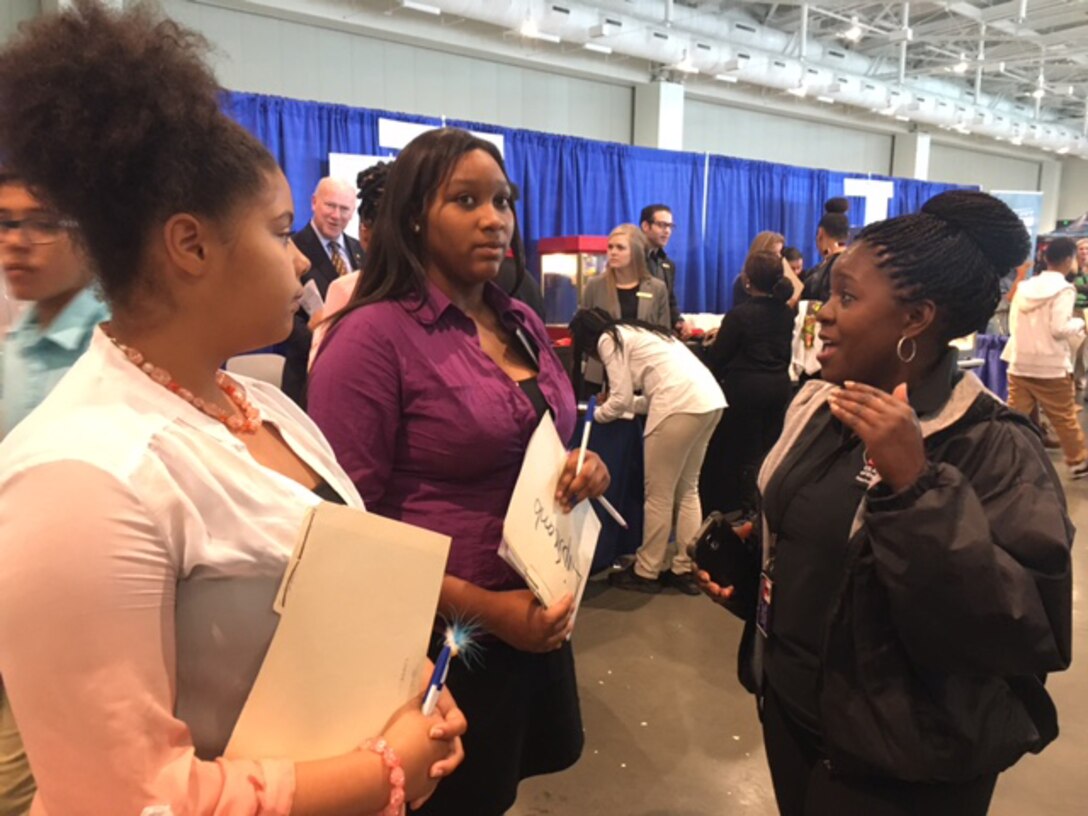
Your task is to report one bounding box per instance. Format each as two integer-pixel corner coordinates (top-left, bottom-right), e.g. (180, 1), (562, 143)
(489, 590), (574, 653)
(380, 683), (466, 807)
(827, 381), (926, 492)
(555, 450), (610, 512)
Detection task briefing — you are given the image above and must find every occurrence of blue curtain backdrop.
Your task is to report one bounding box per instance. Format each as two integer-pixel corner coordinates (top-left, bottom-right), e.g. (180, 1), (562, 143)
(225, 91), (970, 313)
(224, 92), (437, 235)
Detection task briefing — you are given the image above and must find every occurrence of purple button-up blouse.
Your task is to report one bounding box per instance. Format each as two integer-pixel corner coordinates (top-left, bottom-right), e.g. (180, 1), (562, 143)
(308, 281), (577, 591)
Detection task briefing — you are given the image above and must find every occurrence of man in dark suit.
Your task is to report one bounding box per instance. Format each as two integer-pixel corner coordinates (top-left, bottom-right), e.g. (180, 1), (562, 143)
(640, 203), (691, 338)
(282, 176), (364, 407)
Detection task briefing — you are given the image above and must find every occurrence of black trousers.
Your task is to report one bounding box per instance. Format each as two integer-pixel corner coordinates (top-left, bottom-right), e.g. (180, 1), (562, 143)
(761, 686), (998, 816)
(700, 370), (791, 517)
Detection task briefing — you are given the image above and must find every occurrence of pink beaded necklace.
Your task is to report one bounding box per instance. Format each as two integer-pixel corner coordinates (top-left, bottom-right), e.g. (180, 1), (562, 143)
(106, 332), (262, 435)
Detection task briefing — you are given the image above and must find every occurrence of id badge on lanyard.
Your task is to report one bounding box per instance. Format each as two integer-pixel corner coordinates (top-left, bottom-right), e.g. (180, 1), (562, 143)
(756, 570), (774, 638)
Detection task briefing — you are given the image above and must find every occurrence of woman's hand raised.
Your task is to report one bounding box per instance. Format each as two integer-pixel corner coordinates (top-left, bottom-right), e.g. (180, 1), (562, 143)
(828, 382), (926, 493)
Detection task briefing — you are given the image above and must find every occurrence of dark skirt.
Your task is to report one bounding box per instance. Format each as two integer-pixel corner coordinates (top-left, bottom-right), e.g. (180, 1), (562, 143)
(415, 634), (583, 816)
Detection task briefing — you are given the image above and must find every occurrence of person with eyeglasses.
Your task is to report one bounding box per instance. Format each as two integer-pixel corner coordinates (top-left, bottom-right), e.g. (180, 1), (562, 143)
(0, 171), (108, 440)
(639, 203), (691, 338)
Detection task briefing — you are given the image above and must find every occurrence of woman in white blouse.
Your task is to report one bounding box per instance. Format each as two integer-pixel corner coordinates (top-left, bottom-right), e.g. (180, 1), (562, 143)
(0, 4), (463, 815)
(569, 308), (725, 595)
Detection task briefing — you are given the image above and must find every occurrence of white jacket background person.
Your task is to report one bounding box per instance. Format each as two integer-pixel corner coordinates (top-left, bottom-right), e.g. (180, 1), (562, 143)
(1001, 270), (1085, 379)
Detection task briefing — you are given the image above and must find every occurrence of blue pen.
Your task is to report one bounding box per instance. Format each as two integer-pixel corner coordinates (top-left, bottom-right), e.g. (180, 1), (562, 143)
(576, 396), (629, 529)
(421, 628), (461, 716)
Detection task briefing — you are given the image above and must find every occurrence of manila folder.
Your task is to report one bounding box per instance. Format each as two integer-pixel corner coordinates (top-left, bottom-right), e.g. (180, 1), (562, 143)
(225, 502), (450, 762)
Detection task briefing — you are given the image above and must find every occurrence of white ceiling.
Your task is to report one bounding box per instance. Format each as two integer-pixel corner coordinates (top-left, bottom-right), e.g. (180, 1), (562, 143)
(743, 1), (1088, 122)
(198, 0), (1088, 155)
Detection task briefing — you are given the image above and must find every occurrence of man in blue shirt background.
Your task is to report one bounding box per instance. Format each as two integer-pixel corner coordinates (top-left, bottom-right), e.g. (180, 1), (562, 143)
(0, 170), (107, 438)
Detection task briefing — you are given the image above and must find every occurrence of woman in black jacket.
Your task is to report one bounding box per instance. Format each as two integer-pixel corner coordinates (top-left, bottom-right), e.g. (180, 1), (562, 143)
(703, 250), (796, 518)
(697, 190), (1073, 816)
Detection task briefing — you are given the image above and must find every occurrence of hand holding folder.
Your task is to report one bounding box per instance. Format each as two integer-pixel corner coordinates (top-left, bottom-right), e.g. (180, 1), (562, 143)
(226, 502), (451, 762)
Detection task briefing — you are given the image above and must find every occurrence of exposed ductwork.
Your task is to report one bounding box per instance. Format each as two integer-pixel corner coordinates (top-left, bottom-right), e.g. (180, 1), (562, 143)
(415, 0), (1086, 157)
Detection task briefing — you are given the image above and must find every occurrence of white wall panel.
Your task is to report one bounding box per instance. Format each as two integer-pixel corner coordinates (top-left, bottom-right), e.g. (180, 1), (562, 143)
(1059, 157), (1088, 221)
(154, 0), (632, 144)
(928, 143), (1041, 191)
(0, 0), (39, 43)
(683, 98), (893, 175)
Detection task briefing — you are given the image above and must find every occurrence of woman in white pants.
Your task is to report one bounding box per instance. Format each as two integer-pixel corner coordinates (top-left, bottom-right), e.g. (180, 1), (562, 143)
(569, 308), (726, 594)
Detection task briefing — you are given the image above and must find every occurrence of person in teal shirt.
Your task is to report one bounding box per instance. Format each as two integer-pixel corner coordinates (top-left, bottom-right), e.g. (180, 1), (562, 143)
(0, 170), (106, 814)
(0, 171), (107, 438)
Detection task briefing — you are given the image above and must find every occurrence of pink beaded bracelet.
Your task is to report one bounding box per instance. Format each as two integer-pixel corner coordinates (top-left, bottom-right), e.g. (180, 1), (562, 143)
(362, 738), (407, 816)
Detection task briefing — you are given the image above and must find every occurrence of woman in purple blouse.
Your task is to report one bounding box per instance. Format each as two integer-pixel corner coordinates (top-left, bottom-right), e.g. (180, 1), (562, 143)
(308, 128), (610, 816)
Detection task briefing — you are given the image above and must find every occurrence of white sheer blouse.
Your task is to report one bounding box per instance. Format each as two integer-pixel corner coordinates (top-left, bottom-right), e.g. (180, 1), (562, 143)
(0, 329), (363, 815)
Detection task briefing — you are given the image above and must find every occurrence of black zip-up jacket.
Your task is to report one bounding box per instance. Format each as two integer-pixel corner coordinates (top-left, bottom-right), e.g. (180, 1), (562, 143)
(728, 357), (1073, 783)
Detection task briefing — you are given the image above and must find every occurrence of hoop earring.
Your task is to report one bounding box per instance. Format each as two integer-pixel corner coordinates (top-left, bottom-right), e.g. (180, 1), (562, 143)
(897, 336), (917, 364)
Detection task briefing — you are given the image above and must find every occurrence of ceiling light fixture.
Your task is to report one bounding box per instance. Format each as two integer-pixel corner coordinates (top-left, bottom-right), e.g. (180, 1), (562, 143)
(953, 54), (969, 74)
(519, 19), (561, 44)
(583, 42), (613, 55)
(842, 17), (862, 43)
(816, 95), (835, 104)
(1032, 68), (1046, 100)
(675, 51), (699, 74)
(714, 74), (740, 83)
(399, 0), (441, 14)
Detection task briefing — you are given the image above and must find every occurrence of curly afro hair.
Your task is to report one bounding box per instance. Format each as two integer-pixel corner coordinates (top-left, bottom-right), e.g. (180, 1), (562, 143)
(0, 0), (278, 309)
(856, 190), (1030, 341)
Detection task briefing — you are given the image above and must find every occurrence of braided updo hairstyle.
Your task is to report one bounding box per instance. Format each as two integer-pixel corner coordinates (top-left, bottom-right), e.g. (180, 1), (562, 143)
(856, 190), (1029, 342)
(0, 0), (279, 311)
(356, 162), (391, 227)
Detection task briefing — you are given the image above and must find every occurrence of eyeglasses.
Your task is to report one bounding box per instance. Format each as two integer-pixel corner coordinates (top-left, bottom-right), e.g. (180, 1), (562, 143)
(651, 220), (676, 231)
(0, 217), (77, 245)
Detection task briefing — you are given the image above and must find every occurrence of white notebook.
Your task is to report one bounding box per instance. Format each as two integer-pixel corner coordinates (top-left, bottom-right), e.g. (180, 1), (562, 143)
(500, 413), (601, 616)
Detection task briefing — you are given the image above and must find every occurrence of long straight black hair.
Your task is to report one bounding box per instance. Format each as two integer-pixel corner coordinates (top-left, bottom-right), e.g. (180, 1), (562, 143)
(330, 127), (526, 330)
(568, 307), (674, 395)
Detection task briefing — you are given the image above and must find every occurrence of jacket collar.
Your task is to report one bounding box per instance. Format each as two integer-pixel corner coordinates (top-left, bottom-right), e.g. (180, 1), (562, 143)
(760, 349), (989, 498)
